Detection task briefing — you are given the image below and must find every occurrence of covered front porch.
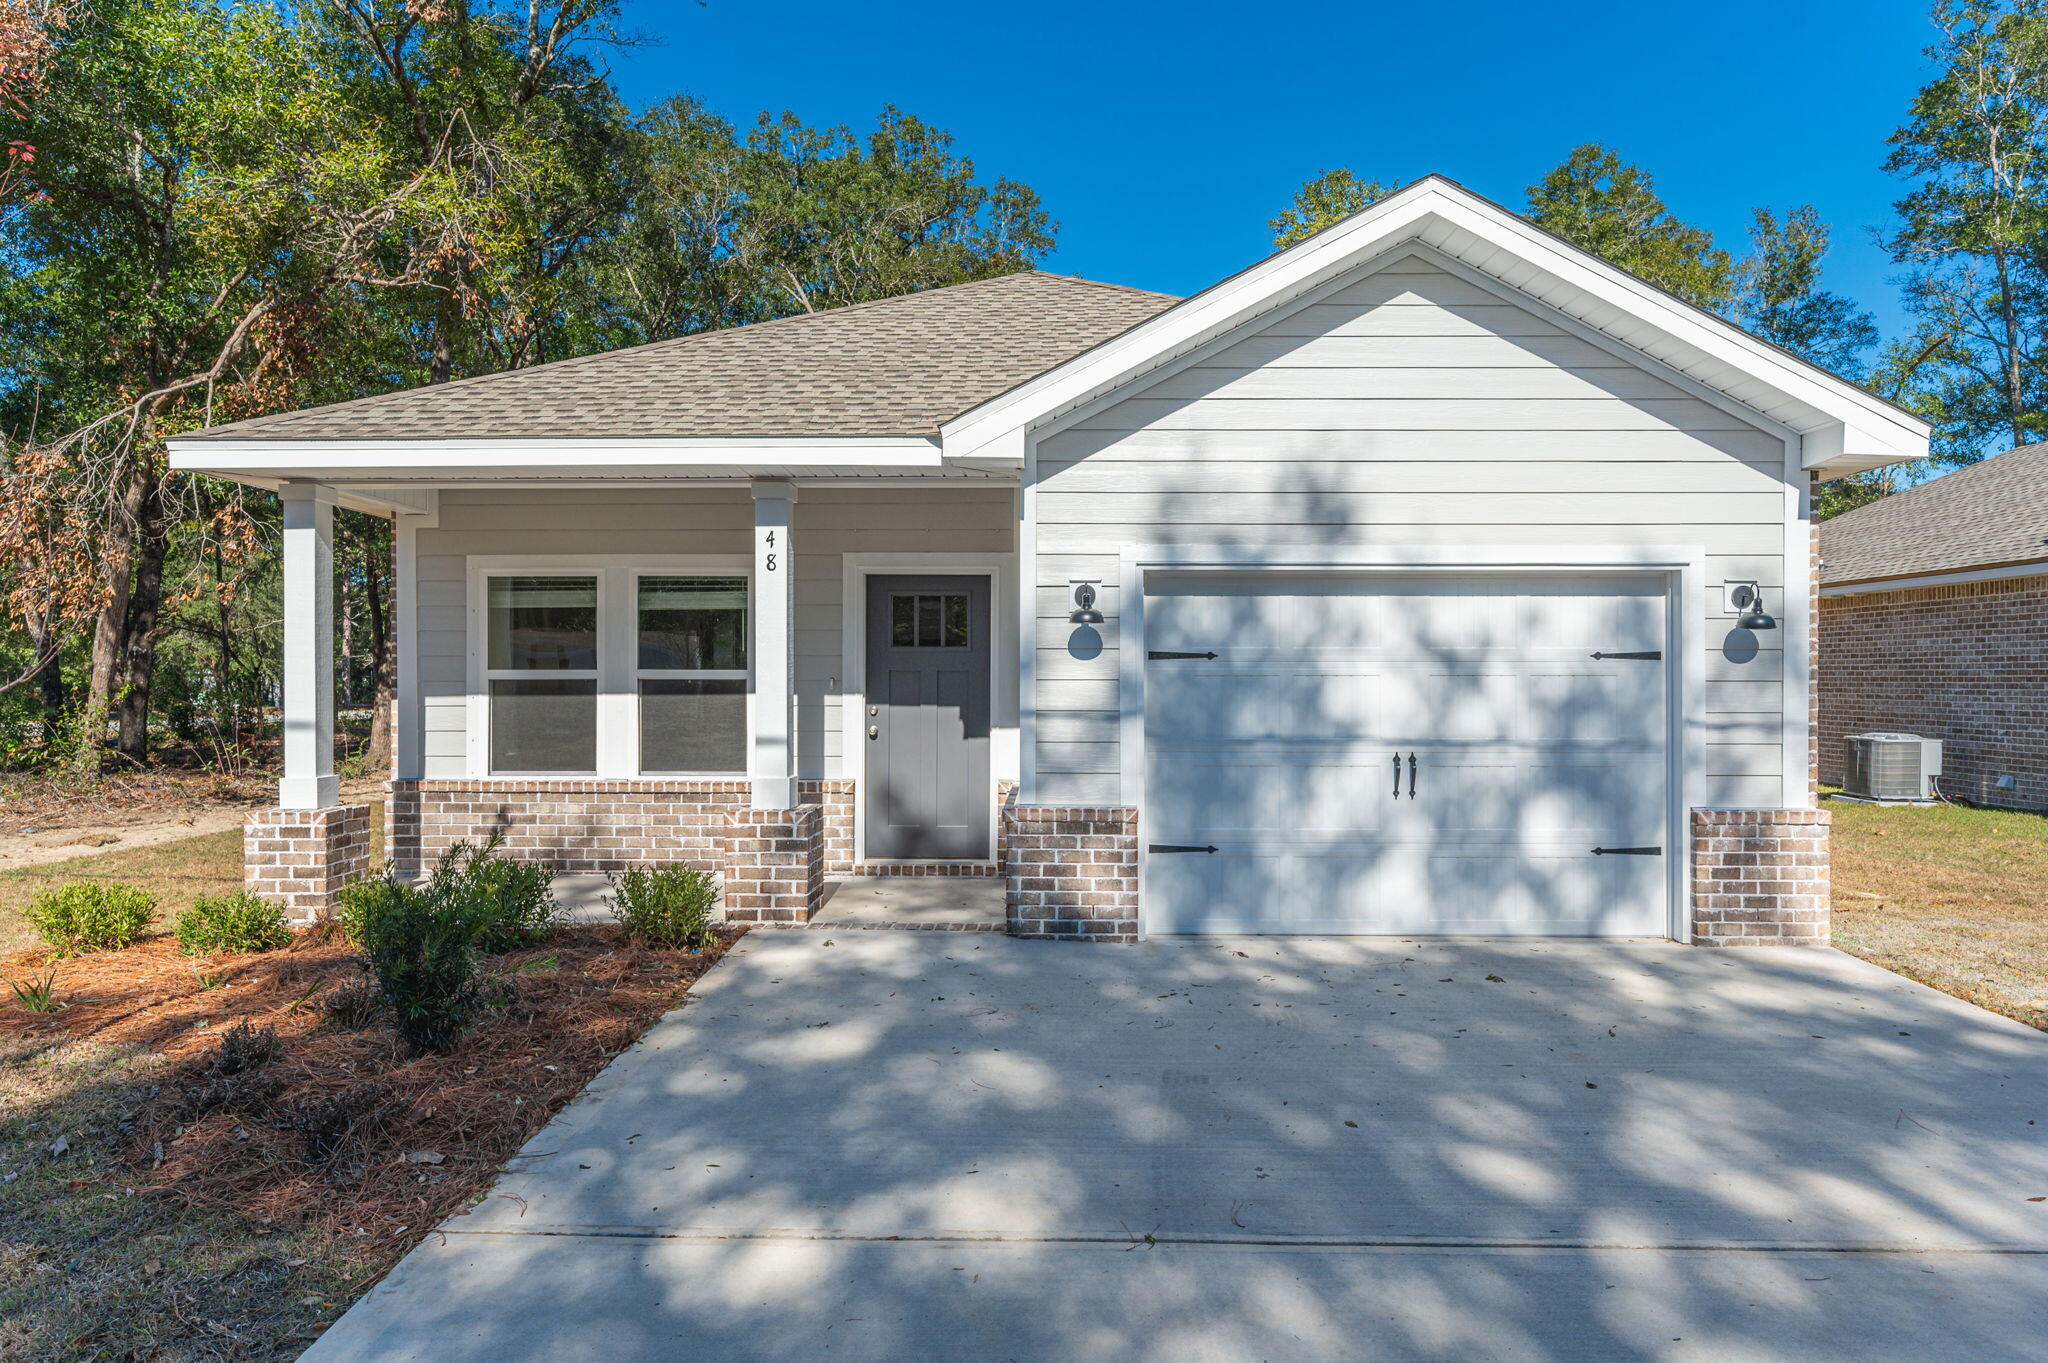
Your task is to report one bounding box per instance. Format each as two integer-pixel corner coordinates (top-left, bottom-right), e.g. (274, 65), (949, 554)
(199, 458), (1024, 930)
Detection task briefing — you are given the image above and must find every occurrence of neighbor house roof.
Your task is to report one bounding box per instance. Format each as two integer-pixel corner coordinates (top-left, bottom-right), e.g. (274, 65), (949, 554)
(181, 272), (1178, 443)
(1821, 442), (2048, 586)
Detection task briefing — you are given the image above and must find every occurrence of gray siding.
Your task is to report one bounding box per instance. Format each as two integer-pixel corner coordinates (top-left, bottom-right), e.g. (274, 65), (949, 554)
(414, 485), (1014, 780)
(1029, 259), (1795, 805)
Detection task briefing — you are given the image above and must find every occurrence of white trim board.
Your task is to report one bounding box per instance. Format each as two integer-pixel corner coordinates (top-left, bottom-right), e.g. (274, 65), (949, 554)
(839, 552), (1020, 864)
(1111, 543), (1707, 944)
(1821, 560), (2048, 596)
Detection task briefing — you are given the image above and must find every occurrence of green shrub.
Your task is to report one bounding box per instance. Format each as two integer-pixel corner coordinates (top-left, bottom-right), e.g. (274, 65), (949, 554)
(173, 891), (292, 955)
(607, 864), (719, 949)
(434, 837), (561, 952)
(348, 873), (484, 1054)
(25, 882), (157, 956)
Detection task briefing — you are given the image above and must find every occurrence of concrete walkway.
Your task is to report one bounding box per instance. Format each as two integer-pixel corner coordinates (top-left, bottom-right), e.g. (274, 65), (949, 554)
(306, 935), (2048, 1362)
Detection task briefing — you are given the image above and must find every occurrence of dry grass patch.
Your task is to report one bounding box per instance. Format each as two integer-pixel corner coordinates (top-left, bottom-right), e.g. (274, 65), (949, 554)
(0, 923), (738, 1359)
(1829, 793), (2048, 1031)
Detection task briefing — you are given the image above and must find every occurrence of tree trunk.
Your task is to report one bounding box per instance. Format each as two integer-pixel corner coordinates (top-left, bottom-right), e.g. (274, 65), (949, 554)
(77, 464), (148, 773)
(364, 516), (395, 774)
(24, 613), (68, 743)
(114, 469), (168, 764)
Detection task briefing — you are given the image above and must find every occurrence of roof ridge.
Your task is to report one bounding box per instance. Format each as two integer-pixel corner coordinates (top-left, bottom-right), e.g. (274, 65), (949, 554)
(1024, 270), (1179, 302)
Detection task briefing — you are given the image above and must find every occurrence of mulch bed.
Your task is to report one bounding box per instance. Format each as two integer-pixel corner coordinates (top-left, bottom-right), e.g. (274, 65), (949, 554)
(1, 925), (740, 1243)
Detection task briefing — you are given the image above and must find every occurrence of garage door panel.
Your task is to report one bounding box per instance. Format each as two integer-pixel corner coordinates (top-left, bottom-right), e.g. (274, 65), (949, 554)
(1143, 572), (1669, 938)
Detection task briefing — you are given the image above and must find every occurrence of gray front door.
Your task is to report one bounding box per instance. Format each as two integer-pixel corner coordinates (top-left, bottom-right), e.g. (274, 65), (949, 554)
(864, 575), (991, 859)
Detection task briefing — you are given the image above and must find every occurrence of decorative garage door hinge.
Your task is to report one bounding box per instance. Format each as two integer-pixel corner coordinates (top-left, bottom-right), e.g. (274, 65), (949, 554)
(1591, 846), (1663, 856)
(1147, 650), (1219, 660)
(1590, 650), (1662, 660)
(1149, 843), (1219, 854)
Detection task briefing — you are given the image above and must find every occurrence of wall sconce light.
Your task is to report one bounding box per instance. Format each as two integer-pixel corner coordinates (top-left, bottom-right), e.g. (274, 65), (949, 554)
(1068, 580), (1104, 625)
(1730, 582), (1777, 631)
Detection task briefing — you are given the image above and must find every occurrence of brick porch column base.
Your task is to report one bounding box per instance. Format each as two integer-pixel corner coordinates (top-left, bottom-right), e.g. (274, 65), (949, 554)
(1001, 803), (1139, 942)
(722, 805), (825, 924)
(1690, 808), (1830, 946)
(244, 804), (372, 924)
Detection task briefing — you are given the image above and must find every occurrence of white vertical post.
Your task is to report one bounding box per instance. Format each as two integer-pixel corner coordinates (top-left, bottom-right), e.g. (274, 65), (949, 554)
(279, 481), (339, 810)
(750, 480), (798, 809)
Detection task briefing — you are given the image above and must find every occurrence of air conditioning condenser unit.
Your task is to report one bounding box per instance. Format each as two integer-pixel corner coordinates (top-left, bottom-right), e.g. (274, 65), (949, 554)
(1841, 733), (1943, 803)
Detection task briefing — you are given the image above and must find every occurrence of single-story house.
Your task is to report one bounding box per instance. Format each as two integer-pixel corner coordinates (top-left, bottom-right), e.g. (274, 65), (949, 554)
(1819, 442), (2048, 810)
(169, 176), (1929, 945)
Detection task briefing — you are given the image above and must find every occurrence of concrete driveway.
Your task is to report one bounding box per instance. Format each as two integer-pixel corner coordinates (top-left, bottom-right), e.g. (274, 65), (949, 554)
(305, 933), (2048, 1362)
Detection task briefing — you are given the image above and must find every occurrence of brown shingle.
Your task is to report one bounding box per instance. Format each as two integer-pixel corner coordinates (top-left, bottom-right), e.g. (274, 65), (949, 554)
(1821, 443), (2048, 585)
(184, 272), (1177, 443)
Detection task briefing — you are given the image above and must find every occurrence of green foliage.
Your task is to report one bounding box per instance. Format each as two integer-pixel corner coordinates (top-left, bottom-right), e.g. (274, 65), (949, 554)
(173, 890), (292, 956)
(25, 882), (158, 956)
(1524, 145), (1733, 307)
(348, 873), (484, 1055)
(1268, 169), (1398, 249)
(429, 836), (562, 952)
(4, 966), (60, 1012)
(607, 864), (719, 950)
(1734, 207), (1881, 376)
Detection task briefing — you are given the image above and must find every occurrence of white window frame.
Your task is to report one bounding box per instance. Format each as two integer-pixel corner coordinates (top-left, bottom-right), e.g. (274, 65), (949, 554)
(466, 555), (752, 779)
(630, 568), (752, 777)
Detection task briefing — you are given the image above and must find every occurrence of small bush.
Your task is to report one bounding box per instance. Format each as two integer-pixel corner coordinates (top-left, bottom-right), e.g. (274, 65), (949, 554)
(173, 891), (292, 955)
(436, 837), (561, 952)
(25, 882), (157, 956)
(350, 873), (485, 1054)
(277, 1081), (395, 1164)
(322, 979), (382, 1030)
(175, 1021), (287, 1120)
(607, 864), (719, 949)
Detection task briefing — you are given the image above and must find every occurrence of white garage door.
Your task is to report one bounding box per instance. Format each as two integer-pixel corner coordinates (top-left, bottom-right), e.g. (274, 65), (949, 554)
(1142, 573), (1670, 936)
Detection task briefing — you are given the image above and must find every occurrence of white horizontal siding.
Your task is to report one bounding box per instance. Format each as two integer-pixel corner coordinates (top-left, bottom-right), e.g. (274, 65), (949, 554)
(412, 485), (1014, 780)
(1029, 260), (1796, 805)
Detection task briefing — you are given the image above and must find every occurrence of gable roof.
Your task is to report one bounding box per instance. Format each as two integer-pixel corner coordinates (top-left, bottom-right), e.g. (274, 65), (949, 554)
(942, 175), (1930, 478)
(1821, 443), (2048, 586)
(181, 272), (1177, 443)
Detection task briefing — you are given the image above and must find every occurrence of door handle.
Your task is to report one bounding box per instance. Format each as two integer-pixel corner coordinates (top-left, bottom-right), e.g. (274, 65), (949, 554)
(1392, 752), (1401, 798)
(1407, 752), (1417, 800)
(868, 725), (878, 740)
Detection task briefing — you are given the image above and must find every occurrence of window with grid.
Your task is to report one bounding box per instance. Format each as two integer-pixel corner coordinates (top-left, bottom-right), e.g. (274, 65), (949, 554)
(485, 575), (599, 773)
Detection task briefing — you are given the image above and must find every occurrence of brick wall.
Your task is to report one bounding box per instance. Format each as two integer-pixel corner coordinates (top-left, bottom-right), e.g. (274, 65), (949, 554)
(797, 779), (856, 877)
(1817, 572), (2048, 810)
(723, 805), (825, 924)
(385, 779), (750, 877)
(1689, 808), (1829, 946)
(245, 805), (371, 923)
(1001, 799), (1139, 942)
(1809, 477), (1822, 801)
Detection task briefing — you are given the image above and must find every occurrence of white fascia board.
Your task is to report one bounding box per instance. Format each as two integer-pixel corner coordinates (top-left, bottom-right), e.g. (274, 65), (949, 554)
(1822, 559), (2048, 596)
(940, 176), (1931, 470)
(166, 435), (946, 480)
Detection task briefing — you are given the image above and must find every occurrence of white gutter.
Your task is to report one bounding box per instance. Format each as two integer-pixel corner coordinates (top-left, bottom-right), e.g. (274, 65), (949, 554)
(1821, 560), (2048, 596)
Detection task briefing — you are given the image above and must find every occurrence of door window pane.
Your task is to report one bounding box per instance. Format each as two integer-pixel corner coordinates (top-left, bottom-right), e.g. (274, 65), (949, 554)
(641, 679), (747, 772)
(889, 593), (971, 648)
(489, 679), (596, 772)
(639, 576), (747, 670)
(488, 577), (597, 670)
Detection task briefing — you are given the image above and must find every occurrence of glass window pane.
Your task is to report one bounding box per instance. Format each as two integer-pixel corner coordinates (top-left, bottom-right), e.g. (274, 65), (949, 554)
(892, 595), (916, 647)
(641, 679), (747, 772)
(639, 575), (747, 670)
(943, 594), (969, 647)
(490, 679), (596, 772)
(488, 577), (597, 670)
(917, 595), (942, 647)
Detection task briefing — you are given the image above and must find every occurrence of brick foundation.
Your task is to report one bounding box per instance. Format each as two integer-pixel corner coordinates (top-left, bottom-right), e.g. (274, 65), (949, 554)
(1001, 799), (1140, 942)
(723, 805), (826, 924)
(798, 779), (856, 876)
(1817, 572), (2048, 810)
(1689, 808), (1830, 946)
(385, 779), (750, 877)
(244, 805), (372, 923)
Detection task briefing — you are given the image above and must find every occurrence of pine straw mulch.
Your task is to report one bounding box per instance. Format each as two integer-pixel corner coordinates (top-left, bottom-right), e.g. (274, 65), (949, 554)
(1, 925), (742, 1244)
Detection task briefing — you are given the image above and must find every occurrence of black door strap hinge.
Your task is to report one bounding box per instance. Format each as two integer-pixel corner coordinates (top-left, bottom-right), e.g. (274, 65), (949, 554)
(1590, 651), (1662, 661)
(1147, 650), (1219, 661)
(1591, 846), (1663, 856)
(1149, 843), (1219, 854)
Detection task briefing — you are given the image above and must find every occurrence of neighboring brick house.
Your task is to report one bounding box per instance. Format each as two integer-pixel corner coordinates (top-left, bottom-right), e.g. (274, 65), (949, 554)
(171, 176), (1930, 945)
(1819, 442), (2048, 810)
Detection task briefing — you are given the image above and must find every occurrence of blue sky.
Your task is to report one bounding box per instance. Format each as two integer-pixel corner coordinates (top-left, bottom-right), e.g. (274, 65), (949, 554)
(609, 0), (1936, 343)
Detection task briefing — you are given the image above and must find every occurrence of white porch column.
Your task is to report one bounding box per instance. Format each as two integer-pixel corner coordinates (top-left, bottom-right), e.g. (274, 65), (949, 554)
(278, 481), (339, 810)
(750, 480), (798, 809)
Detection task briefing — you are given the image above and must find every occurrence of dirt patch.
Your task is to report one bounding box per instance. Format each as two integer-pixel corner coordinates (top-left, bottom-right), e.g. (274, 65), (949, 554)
(0, 924), (740, 1355)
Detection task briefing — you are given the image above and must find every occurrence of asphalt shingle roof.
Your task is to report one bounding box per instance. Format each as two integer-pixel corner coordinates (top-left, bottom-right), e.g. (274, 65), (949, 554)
(186, 272), (1179, 442)
(1820, 442), (2048, 585)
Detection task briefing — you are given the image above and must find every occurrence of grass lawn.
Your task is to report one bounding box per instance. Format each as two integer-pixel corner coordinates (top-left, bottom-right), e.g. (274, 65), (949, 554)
(1828, 792), (2048, 1031)
(0, 802), (383, 955)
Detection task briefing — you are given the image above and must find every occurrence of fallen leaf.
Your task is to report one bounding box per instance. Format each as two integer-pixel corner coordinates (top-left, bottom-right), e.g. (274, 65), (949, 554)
(1344, 1121), (1358, 1128)
(48, 1135), (68, 1157)
(403, 1151), (444, 1166)
(143, 1258), (162, 1275)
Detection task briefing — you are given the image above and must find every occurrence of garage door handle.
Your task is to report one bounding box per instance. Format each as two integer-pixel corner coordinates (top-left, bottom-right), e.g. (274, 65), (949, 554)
(1148, 650), (1218, 661)
(1591, 846), (1662, 856)
(1150, 843), (1218, 854)
(1407, 752), (1417, 799)
(1591, 651), (1662, 661)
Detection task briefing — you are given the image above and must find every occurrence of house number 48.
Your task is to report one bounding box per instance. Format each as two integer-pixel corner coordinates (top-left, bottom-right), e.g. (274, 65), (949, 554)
(764, 530), (776, 572)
